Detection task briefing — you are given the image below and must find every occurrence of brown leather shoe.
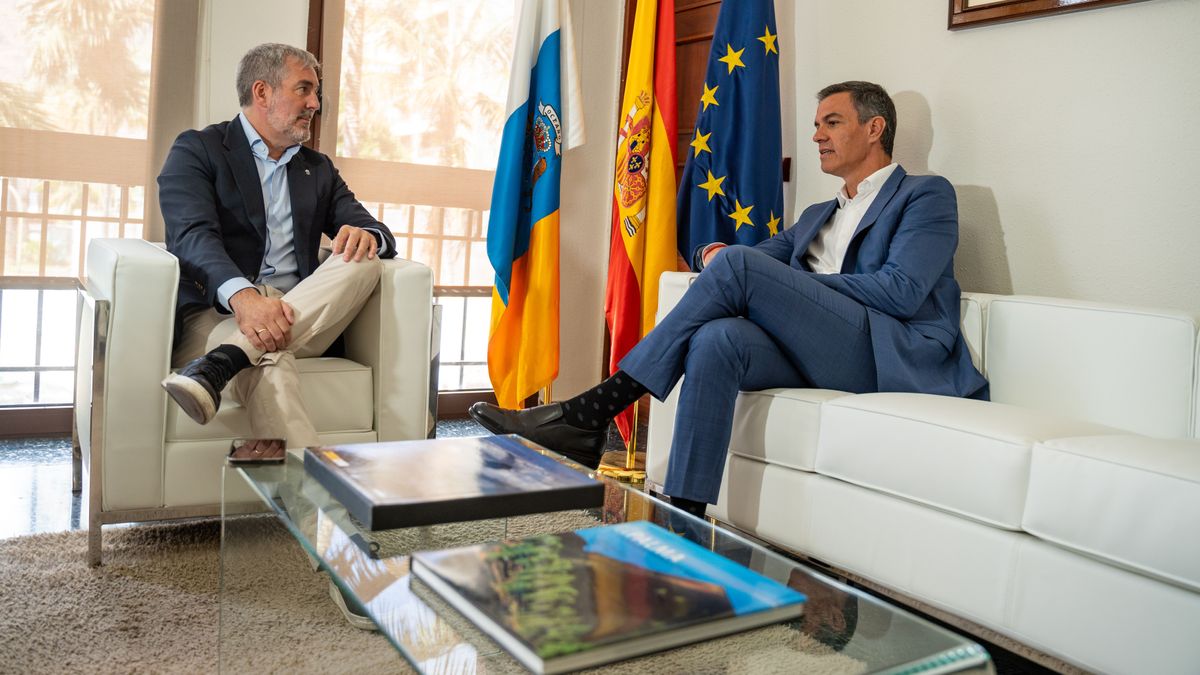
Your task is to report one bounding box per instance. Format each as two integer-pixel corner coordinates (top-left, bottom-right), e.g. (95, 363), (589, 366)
(468, 402), (607, 469)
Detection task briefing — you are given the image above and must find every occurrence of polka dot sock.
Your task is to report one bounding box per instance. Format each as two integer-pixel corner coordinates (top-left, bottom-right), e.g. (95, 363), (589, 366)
(559, 370), (648, 431)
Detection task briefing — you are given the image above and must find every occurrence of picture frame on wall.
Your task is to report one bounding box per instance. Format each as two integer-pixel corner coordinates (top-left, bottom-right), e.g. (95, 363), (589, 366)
(948, 0), (1150, 30)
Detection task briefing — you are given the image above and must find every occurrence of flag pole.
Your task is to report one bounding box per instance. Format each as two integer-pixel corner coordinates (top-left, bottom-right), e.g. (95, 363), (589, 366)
(598, 399), (645, 484)
(625, 402), (638, 469)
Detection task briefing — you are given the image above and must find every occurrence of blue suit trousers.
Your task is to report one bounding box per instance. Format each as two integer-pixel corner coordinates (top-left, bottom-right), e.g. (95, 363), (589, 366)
(620, 246), (877, 503)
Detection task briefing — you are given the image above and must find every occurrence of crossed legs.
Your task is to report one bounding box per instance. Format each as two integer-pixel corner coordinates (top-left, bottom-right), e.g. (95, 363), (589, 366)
(620, 246), (877, 504)
(470, 246), (877, 507)
(169, 255), (382, 446)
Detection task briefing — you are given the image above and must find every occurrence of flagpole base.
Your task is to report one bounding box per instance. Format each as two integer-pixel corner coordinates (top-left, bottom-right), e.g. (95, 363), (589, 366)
(597, 450), (645, 484)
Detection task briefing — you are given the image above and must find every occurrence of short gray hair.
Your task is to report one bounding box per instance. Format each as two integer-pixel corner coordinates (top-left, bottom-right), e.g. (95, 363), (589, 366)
(817, 81), (897, 156)
(236, 43), (320, 108)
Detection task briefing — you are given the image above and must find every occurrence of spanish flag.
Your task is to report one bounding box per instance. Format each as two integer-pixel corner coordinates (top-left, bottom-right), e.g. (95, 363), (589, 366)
(604, 0), (677, 443)
(486, 0), (585, 409)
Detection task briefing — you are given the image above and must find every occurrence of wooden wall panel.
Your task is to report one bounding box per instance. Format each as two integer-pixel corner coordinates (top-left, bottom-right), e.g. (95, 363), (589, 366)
(674, 0), (720, 182)
(613, 1), (720, 186)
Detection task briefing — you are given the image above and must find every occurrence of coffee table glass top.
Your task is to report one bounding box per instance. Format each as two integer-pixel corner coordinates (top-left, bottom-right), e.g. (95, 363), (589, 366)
(220, 438), (991, 674)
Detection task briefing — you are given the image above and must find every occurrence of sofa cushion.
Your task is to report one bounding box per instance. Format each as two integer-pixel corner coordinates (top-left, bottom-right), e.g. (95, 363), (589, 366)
(985, 296), (1197, 438)
(728, 388), (851, 471)
(1010, 534), (1200, 675)
(162, 431), (378, 508)
(166, 357), (374, 440)
(1023, 435), (1200, 592)
(815, 393), (1118, 529)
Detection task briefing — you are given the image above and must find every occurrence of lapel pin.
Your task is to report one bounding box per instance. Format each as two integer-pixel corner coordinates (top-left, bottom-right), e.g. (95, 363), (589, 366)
(305, 168), (311, 176)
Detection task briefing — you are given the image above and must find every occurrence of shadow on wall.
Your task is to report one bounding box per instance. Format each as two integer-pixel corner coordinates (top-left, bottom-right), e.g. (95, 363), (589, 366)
(955, 185), (1013, 295)
(892, 90), (1013, 295)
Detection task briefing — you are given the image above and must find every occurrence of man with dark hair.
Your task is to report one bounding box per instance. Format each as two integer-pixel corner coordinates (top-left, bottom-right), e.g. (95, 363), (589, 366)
(158, 43), (395, 449)
(472, 80), (987, 516)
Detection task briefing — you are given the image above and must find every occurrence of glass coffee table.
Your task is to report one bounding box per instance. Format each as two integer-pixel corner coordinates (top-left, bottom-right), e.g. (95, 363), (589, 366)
(220, 439), (992, 674)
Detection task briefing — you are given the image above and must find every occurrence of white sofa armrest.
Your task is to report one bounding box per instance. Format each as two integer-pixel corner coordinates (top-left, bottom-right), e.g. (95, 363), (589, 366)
(344, 258), (434, 442)
(645, 272), (699, 490)
(960, 291), (1001, 373)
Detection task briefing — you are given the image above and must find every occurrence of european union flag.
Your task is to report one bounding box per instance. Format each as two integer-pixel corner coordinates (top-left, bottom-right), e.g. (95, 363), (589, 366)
(676, 0), (783, 266)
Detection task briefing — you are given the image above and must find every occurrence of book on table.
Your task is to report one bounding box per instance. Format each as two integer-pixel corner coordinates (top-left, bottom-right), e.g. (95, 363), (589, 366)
(410, 520), (807, 674)
(302, 435), (605, 531)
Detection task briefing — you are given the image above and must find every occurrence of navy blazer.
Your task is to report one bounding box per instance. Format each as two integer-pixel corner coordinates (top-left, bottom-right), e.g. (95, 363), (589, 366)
(755, 166), (988, 399)
(157, 119), (396, 333)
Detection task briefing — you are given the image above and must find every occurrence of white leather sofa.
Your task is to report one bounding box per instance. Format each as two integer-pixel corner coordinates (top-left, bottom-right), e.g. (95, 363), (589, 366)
(74, 239), (435, 565)
(646, 272), (1200, 674)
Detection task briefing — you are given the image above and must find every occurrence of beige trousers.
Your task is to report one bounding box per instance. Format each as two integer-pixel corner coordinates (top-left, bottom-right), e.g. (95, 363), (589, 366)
(172, 255), (383, 448)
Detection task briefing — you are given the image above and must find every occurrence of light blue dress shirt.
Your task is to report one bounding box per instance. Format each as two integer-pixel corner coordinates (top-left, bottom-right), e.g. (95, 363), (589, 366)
(216, 114), (304, 310)
(216, 114), (389, 312)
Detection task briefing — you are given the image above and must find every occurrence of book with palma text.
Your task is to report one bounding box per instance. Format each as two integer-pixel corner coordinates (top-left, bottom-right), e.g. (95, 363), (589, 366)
(410, 520), (806, 674)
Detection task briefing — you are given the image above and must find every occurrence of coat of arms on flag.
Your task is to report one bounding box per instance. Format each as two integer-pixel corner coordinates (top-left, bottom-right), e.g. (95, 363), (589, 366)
(604, 0), (678, 446)
(485, 0), (584, 410)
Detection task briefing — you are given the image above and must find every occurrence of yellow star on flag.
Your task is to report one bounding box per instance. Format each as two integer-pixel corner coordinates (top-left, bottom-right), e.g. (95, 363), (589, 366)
(700, 82), (719, 111)
(728, 199), (754, 231)
(718, 44), (746, 74)
(766, 211), (781, 236)
(758, 26), (778, 55)
(690, 130), (712, 157)
(698, 171), (726, 202)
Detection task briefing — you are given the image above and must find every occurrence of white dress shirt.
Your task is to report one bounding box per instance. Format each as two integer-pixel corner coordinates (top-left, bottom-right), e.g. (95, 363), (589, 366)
(805, 163), (899, 274)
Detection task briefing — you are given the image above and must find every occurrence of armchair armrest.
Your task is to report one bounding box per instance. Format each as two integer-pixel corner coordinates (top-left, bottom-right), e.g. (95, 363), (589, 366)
(344, 258), (434, 442)
(77, 238), (179, 510)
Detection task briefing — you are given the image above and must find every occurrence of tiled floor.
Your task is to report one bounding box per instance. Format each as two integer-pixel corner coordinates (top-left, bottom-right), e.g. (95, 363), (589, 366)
(0, 435), (84, 539)
(0, 418), (496, 541)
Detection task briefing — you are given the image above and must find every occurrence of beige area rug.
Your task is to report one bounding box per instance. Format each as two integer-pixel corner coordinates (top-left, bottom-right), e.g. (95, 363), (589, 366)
(0, 519), (409, 674)
(0, 518), (866, 674)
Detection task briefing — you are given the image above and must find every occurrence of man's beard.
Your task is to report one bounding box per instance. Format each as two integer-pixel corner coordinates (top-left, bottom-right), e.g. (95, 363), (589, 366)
(267, 98), (312, 145)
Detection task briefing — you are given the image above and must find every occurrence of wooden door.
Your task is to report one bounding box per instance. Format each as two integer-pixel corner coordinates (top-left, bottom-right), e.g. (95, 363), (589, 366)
(674, 1), (722, 184)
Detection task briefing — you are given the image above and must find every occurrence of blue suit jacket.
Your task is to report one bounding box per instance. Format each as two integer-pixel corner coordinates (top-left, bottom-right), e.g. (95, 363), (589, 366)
(157, 119), (396, 335)
(754, 166), (988, 399)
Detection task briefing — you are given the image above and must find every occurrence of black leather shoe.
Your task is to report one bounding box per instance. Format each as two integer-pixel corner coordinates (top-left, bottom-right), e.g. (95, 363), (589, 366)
(468, 402), (608, 469)
(161, 351), (239, 425)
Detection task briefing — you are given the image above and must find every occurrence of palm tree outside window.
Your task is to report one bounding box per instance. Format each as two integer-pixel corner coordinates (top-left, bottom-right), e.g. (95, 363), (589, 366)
(0, 0), (155, 410)
(317, 0), (514, 397)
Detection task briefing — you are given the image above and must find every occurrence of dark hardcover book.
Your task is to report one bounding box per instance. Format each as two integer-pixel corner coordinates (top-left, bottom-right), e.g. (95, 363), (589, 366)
(302, 436), (605, 531)
(411, 520), (807, 674)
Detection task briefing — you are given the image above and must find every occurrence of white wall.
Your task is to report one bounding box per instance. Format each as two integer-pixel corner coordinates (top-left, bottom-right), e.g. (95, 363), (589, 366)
(557, 0), (624, 397)
(776, 0), (799, 223)
(788, 0), (1200, 311)
(195, 0), (310, 127)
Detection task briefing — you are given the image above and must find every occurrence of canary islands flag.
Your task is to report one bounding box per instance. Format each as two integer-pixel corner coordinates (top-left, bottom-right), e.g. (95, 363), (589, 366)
(677, 0), (783, 265)
(487, 0), (584, 409)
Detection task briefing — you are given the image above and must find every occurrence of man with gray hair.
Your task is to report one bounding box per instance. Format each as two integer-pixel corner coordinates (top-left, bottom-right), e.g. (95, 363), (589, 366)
(159, 42), (394, 440)
(157, 44), (395, 628)
(471, 80), (988, 518)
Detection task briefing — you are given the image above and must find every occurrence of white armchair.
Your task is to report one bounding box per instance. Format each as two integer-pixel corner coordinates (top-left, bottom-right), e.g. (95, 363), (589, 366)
(73, 238), (435, 565)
